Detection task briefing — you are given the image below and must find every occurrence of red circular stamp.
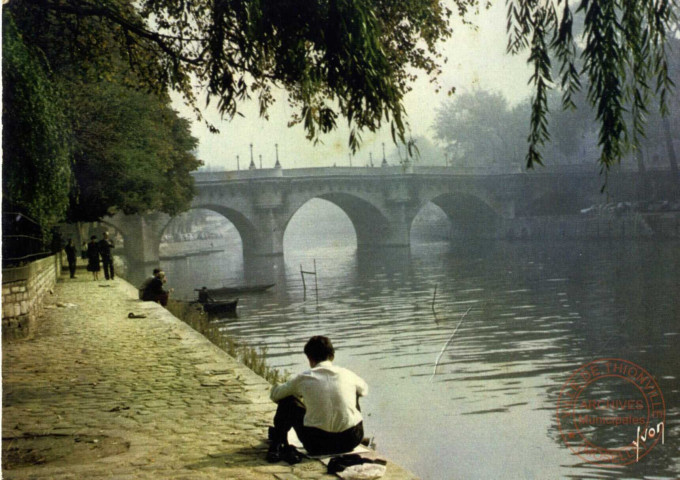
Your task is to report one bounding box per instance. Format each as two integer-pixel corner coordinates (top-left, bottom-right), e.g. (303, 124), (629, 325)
(556, 358), (665, 466)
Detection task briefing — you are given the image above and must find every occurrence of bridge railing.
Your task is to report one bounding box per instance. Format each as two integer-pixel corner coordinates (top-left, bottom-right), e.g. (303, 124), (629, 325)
(191, 163), (673, 182)
(192, 165), (523, 181)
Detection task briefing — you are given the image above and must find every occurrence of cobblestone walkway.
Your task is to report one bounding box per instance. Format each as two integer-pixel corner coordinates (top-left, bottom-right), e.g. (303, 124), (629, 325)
(2, 273), (417, 479)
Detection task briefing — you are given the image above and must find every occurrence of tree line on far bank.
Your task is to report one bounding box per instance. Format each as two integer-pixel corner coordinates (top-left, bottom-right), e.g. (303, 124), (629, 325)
(431, 75), (680, 178)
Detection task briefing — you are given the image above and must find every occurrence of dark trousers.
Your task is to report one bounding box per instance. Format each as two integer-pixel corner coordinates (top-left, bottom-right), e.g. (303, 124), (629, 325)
(142, 292), (169, 307)
(101, 256), (114, 279)
(272, 396), (363, 456)
(68, 261), (77, 278)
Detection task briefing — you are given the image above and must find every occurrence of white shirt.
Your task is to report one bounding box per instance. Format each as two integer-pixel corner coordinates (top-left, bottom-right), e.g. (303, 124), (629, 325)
(270, 360), (368, 433)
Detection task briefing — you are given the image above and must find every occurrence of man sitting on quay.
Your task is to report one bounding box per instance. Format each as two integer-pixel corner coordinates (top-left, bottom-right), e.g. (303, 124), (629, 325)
(141, 269), (172, 307)
(267, 336), (368, 463)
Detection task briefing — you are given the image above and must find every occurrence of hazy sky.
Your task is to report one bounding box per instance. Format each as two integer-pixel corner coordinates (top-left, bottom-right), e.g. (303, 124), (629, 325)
(174, 3), (533, 170)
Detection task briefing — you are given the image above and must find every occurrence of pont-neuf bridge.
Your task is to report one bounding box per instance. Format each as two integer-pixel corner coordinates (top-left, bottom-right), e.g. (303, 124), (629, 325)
(106, 165), (676, 266)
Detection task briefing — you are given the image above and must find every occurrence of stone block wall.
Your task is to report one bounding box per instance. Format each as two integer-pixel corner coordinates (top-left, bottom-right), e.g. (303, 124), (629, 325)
(2, 254), (62, 340)
(449, 213), (662, 240)
(642, 213), (680, 238)
(499, 213), (656, 240)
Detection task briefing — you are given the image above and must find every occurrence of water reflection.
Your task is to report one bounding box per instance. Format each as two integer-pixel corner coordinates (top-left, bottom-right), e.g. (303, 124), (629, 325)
(127, 236), (679, 479)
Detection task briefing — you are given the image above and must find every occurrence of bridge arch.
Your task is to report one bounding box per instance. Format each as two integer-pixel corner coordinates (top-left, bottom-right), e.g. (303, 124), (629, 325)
(282, 192), (395, 249)
(282, 198), (357, 251)
(59, 218), (129, 261)
(98, 212), (149, 262)
(417, 192), (502, 238)
(171, 203), (259, 256)
(95, 219), (127, 253)
(318, 192), (391, 248)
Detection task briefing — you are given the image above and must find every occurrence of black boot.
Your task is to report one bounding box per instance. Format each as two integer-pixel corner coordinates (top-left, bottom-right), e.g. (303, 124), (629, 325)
(282, 445), (303, 464)
(266, 442), (285, 463)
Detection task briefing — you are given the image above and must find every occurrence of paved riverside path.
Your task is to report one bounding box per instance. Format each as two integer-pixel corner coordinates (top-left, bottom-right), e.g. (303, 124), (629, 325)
(3, 273), (417, 480)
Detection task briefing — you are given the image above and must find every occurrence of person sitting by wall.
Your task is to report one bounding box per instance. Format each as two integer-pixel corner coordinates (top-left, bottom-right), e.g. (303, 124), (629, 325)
(141, 269), (172, 307)
(138, 268), (160, 299)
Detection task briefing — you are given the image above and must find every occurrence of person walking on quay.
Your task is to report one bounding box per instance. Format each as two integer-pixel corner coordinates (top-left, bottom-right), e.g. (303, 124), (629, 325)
(99, 231), (115, 280)
(141, 270), (172, 306)
(267, 336), (368, 463)
(86, 235), (101, 281)
(64, 239), (78, 278)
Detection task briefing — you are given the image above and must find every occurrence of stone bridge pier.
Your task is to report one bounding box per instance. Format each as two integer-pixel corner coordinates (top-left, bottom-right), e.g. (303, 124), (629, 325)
(246, 207), (286, 257)
(238, 196), (424, 257)
(105, 212), (170, 266)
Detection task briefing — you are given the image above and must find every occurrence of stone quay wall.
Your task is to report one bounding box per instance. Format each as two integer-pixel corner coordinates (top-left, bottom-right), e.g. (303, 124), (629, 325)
(2, 253), (62, 340)
(500, 213), (656, 240)
(451, 213), (680, 240)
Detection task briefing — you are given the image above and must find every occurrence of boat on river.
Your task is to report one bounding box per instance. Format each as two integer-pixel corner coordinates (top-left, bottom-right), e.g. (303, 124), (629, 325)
(196, 298), (239, 315)
(195, 283), (275, 297)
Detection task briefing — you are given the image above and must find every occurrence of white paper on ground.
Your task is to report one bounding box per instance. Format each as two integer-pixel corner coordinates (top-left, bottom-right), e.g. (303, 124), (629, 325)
(337, 463), (387, 480)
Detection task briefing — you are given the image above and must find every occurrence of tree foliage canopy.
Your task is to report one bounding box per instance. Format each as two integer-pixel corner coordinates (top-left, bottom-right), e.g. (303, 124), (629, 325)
(506, 0), (677, 171)
(2, 15), (72, 228)
(67, 81), (201, 222)
(8, 0), (480, 151)
(4, 5), (202, 231)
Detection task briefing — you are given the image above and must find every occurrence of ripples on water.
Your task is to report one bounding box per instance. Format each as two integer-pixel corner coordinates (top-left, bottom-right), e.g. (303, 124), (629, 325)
(154, 210), (679, 480)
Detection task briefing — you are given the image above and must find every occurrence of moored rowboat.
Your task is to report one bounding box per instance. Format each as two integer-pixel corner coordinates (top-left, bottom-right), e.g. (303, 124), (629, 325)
(202, 298), (238, 314)
(196, 283), (275, 297)
(194, 298), (238, 315)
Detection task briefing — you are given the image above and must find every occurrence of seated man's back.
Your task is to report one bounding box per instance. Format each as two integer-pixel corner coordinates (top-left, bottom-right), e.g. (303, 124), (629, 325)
(267, 336), (368, 460)
(271, 361), (366, 433)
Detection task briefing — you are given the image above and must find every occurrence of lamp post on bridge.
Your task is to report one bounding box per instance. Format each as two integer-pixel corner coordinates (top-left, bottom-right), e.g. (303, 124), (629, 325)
(275, 144), (281, 168)
(249, 143), (256, 170)
(237, 155), (240, 171)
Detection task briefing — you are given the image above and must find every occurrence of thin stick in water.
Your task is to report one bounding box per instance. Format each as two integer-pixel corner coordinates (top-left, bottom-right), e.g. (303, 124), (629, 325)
(314, 259), (319, 307)
(430, 306), (473, 382)
(431, 285), (438, 312)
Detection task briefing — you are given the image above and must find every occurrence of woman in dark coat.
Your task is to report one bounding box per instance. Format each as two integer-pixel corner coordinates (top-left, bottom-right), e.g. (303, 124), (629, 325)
(86, 235), (101, 281)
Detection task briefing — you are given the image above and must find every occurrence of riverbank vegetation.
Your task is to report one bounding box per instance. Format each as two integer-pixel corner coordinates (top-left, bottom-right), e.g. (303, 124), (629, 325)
(2, 8), (201, 265)
(167, 300), (289, 385)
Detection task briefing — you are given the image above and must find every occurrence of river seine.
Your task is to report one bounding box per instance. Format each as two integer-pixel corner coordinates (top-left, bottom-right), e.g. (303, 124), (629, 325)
(150, 200), (679, 480)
